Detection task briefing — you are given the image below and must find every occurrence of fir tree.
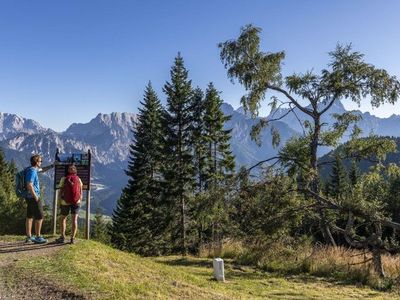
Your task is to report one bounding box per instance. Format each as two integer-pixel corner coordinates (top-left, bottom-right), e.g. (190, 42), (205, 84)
(0, 149), (25, 234)
(199, 83), (235, 250)
(162, 54), (195, 255)
(109, 192), (131, 250)
(348, 159), (359, 187)
(92, 207), (110, 244)
(0, 148), (10, 226)
(190, 88), (207, 192)
(110, 82), (166, 255)
(327, 155), (350, 200)
(203, 82), (235, 188)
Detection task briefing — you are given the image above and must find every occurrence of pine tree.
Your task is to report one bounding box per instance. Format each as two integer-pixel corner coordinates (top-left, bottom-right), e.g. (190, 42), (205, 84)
(203, 82), (235, 188)
(162, 54), (195, 255)
(0, 149), (25, 234)
(0, 148), (9, 231)
(328, 155), (350, 200)
(0, 149), (13, 197)
(190, 88), (207, 192)
(109, 192), (131, 250)
(348, 159), (359, 187)
(200, 83), (235, 251)
(110, 82), (166, 255)
(92, 207), (110, 244)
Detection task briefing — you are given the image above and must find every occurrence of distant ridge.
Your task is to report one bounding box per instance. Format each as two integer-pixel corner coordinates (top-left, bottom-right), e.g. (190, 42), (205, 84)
(1, 102), (400, 215)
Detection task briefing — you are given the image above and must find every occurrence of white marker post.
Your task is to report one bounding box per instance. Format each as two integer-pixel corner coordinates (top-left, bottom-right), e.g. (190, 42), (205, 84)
(213, 258), (225, 282)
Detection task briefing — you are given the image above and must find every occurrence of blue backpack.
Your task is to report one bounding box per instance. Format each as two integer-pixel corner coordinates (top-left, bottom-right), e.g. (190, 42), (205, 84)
(15, 167), (29, 198)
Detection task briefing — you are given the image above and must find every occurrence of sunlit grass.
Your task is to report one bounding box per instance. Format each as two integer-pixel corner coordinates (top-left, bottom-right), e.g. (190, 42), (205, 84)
(200, 239), (400, 291)
(0, 235), (28, 242)
(5, 238), (398, 299)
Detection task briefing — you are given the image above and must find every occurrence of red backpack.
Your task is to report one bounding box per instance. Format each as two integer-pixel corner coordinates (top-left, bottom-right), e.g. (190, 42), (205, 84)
(62, 175), (81, 205)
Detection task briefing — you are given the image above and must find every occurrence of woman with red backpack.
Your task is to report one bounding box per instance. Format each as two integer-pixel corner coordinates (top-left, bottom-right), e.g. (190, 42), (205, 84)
(55, 164), (83, 244)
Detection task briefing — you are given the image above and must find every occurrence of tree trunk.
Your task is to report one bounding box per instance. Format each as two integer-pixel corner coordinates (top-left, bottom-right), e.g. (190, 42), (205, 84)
(212, 222), (222, 257)
(319, 208), (337, 247)
(372, 246), (385, 278)
(214, 141), (217, 188)
(371, 223), (385, 278)
(181, 194), (187, 256)
(198, 224), (203, 255)
(311, 115), (337, 246)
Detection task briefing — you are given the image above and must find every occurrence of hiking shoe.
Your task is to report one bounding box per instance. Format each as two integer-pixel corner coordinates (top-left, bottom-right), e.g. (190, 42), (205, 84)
(70, 237), (75, 244)
(55, 236), (65, 244)
(33, 236), (47, 244)
(25, 236), (35, 244)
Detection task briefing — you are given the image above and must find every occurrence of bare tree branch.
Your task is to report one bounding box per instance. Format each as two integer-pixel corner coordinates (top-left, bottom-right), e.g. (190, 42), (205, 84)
(247, 156), (281, 173)
(268, 101), (292, 119)
(303, 189), (400, 233)
(267, 84), (314, 117)
(289, 103), (307, 135)
(267, 107), (294, 123)
(319, 97), (338, 116)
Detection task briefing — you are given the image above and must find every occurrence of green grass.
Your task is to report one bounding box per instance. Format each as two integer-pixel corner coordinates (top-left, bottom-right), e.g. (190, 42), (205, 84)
(0, 235), (28, 242)
(5, 239), (399, 299)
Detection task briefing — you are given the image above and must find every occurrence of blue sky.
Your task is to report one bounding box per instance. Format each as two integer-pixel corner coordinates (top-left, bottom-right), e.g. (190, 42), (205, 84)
(1, 0), (399, 131)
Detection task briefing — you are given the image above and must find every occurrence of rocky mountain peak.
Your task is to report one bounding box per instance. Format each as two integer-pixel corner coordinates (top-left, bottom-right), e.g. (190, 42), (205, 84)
(220, 103), (234, 115)
(64, 112), (137, 139)
(0, 112), (49, 140)
(2, 103), (400, 215)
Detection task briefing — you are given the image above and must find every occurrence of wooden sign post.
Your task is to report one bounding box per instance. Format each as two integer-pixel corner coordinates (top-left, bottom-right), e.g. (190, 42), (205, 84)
(53, 149), (92, 239)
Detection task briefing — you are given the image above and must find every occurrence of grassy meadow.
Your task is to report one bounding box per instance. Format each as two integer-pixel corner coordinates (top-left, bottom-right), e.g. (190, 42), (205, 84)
(2, 237), (400, 299)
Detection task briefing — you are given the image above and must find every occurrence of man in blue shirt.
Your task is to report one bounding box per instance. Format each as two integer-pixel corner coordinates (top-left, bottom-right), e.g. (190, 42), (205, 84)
(25, 154), (54, 244)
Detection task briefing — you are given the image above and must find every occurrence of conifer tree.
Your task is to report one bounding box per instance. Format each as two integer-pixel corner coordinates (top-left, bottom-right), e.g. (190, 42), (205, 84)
(348, 159), (359, 187)
(109, 192), (131, 250)
(0, 149), (24, 234)
(110, 82), (165, 255)
(0, 148), (10, 228)
(203, 82), (235, 188)
(92, 208), (110, 244)
(200, 83), (235, 251)
(327, 155), (349, 200)
(190, 88), (207, 192)
(0, 149), (14, 197)
(163, 54), (195, 255)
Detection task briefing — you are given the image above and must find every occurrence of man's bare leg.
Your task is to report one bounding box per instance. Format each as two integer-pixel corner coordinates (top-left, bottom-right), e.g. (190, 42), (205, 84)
(35, 219), (43, 237)
(26, 218), (33, 237)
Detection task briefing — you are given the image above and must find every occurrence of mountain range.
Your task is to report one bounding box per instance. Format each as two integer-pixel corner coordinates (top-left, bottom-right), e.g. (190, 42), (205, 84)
(1, 101), (400, 215)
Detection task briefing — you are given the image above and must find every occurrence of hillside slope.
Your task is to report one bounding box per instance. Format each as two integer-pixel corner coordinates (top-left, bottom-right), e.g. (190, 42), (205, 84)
(319, 137), (400, 179)
(1, 237), (396, 299)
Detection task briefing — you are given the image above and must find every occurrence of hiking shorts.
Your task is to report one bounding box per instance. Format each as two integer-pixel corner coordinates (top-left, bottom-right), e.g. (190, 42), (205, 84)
(60, 204), (80, 216)
(25, 198), (44, 220)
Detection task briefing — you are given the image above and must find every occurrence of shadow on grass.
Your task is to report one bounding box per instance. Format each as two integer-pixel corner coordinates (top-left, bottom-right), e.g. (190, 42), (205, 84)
(157, 257), (275, 281)
(0, 241), (67, 254)
(156, 257), (374, 289)
(157, 257), (212, 268)
(281, 273), (373, 289)
(0, 242), (26, 249)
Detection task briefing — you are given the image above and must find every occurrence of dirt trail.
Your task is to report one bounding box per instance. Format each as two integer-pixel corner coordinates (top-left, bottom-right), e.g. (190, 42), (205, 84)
(0, 239), (87, 300)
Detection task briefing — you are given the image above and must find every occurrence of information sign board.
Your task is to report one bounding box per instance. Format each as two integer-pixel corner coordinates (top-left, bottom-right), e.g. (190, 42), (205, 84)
(54, 150), (91, 190)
